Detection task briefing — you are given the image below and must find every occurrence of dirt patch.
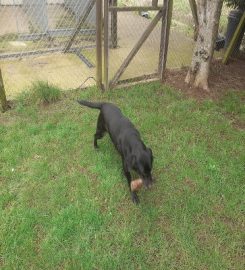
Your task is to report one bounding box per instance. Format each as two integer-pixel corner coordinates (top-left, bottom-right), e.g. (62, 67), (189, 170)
(183, 178), (197, 192)
(165, 58), (245, 101)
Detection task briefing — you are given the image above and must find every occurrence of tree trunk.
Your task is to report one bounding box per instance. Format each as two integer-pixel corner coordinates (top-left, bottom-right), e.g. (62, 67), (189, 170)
(185, 0), (223, 91)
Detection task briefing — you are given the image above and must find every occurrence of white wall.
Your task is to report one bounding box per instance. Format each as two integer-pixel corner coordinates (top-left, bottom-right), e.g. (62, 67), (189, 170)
(1, 0), (22, 4)
(47, 0), (64, 3)
(0, 0), (64, 4)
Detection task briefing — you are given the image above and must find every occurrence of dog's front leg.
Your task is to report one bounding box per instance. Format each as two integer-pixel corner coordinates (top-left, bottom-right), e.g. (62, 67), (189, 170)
(123, 162), (139, 204)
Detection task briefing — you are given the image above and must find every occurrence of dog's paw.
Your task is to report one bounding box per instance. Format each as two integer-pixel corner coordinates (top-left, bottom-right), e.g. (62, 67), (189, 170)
(93, 144), (99, 149)
(131, 192), (140, 204)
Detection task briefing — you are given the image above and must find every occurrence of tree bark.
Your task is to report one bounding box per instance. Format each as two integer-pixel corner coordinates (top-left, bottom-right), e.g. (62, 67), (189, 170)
(185, 0), (223, 91)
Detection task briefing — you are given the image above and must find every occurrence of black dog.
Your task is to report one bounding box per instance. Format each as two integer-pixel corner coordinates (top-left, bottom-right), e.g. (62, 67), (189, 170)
(77, 100), (153, 204)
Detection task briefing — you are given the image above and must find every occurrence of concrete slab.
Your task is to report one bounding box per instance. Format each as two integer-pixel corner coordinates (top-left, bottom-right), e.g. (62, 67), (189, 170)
(0, 52), (96, 98)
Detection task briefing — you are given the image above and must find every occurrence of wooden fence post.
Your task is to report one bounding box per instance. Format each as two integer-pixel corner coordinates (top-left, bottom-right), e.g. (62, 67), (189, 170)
(152, 0), (158, 7)
(159, 0), (173, 82)
(0, 68), (10, 113)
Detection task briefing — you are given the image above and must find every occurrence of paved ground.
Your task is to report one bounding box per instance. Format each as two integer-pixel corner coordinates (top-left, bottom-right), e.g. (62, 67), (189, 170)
(0, 52), (96, 98)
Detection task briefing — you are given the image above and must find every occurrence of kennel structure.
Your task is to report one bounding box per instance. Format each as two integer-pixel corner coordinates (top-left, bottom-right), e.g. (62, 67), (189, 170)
(0, 0), (97, 67)
(22, 0), (48, 33)
(64, 0), (96, 26)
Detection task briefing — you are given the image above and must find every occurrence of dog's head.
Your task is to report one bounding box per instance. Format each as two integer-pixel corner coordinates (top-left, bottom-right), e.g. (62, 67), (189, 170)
(133, 147), (153, 189)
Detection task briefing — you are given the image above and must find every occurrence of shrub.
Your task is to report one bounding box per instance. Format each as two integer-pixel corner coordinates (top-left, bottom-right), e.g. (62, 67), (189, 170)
(30, 81), (61, 105)
(16, 81), (61, 110)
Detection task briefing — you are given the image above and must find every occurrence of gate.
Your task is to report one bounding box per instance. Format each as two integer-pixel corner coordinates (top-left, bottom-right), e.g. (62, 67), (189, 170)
(97, 0), (173, 90)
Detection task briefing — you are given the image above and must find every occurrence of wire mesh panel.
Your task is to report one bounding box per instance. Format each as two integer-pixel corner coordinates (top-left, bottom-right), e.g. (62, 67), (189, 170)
(63, 0), (96, 69)
(110, 12), (161, 81)
(23, 0), (49, 33)
(107, 0), (164, 88)
(64, 0), (96, 24)
(0, 0), (97, 97)
(109, 0), (229, 75)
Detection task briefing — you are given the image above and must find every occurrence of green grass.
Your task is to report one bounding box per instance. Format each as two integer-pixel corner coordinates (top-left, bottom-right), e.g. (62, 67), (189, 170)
(0, 82), (244, 269)
(218, 91), (245, 117)
(17, 81), (61, 108)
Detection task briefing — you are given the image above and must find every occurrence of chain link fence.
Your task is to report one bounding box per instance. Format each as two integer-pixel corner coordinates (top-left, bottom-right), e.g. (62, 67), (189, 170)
(0, 0), (97, 97)
(107, 1), (162, 86)
(0, 0), (232, 97)
(105, 0), (229, 87)
(106, 0), (193, 86)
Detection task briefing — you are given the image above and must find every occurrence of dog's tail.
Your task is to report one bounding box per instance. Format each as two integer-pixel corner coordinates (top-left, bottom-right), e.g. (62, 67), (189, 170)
(77, 100), (103, 110)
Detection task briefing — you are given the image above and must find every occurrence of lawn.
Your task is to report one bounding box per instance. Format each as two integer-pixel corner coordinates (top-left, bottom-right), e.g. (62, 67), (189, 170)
(0, 82), (244, 269)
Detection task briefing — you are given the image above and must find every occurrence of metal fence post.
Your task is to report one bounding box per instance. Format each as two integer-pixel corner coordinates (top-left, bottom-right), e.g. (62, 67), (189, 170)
(96, 0), (103, 90)
(104, 0), (109, 91)
(111, 0), (118, 48)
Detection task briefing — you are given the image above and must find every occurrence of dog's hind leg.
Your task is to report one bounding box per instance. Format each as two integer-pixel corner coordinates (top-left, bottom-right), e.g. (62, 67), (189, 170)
(94, 113), (106, 149)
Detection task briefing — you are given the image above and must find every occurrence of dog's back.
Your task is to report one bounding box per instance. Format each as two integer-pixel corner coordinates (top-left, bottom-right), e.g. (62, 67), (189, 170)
(77, 100), (137, 137)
